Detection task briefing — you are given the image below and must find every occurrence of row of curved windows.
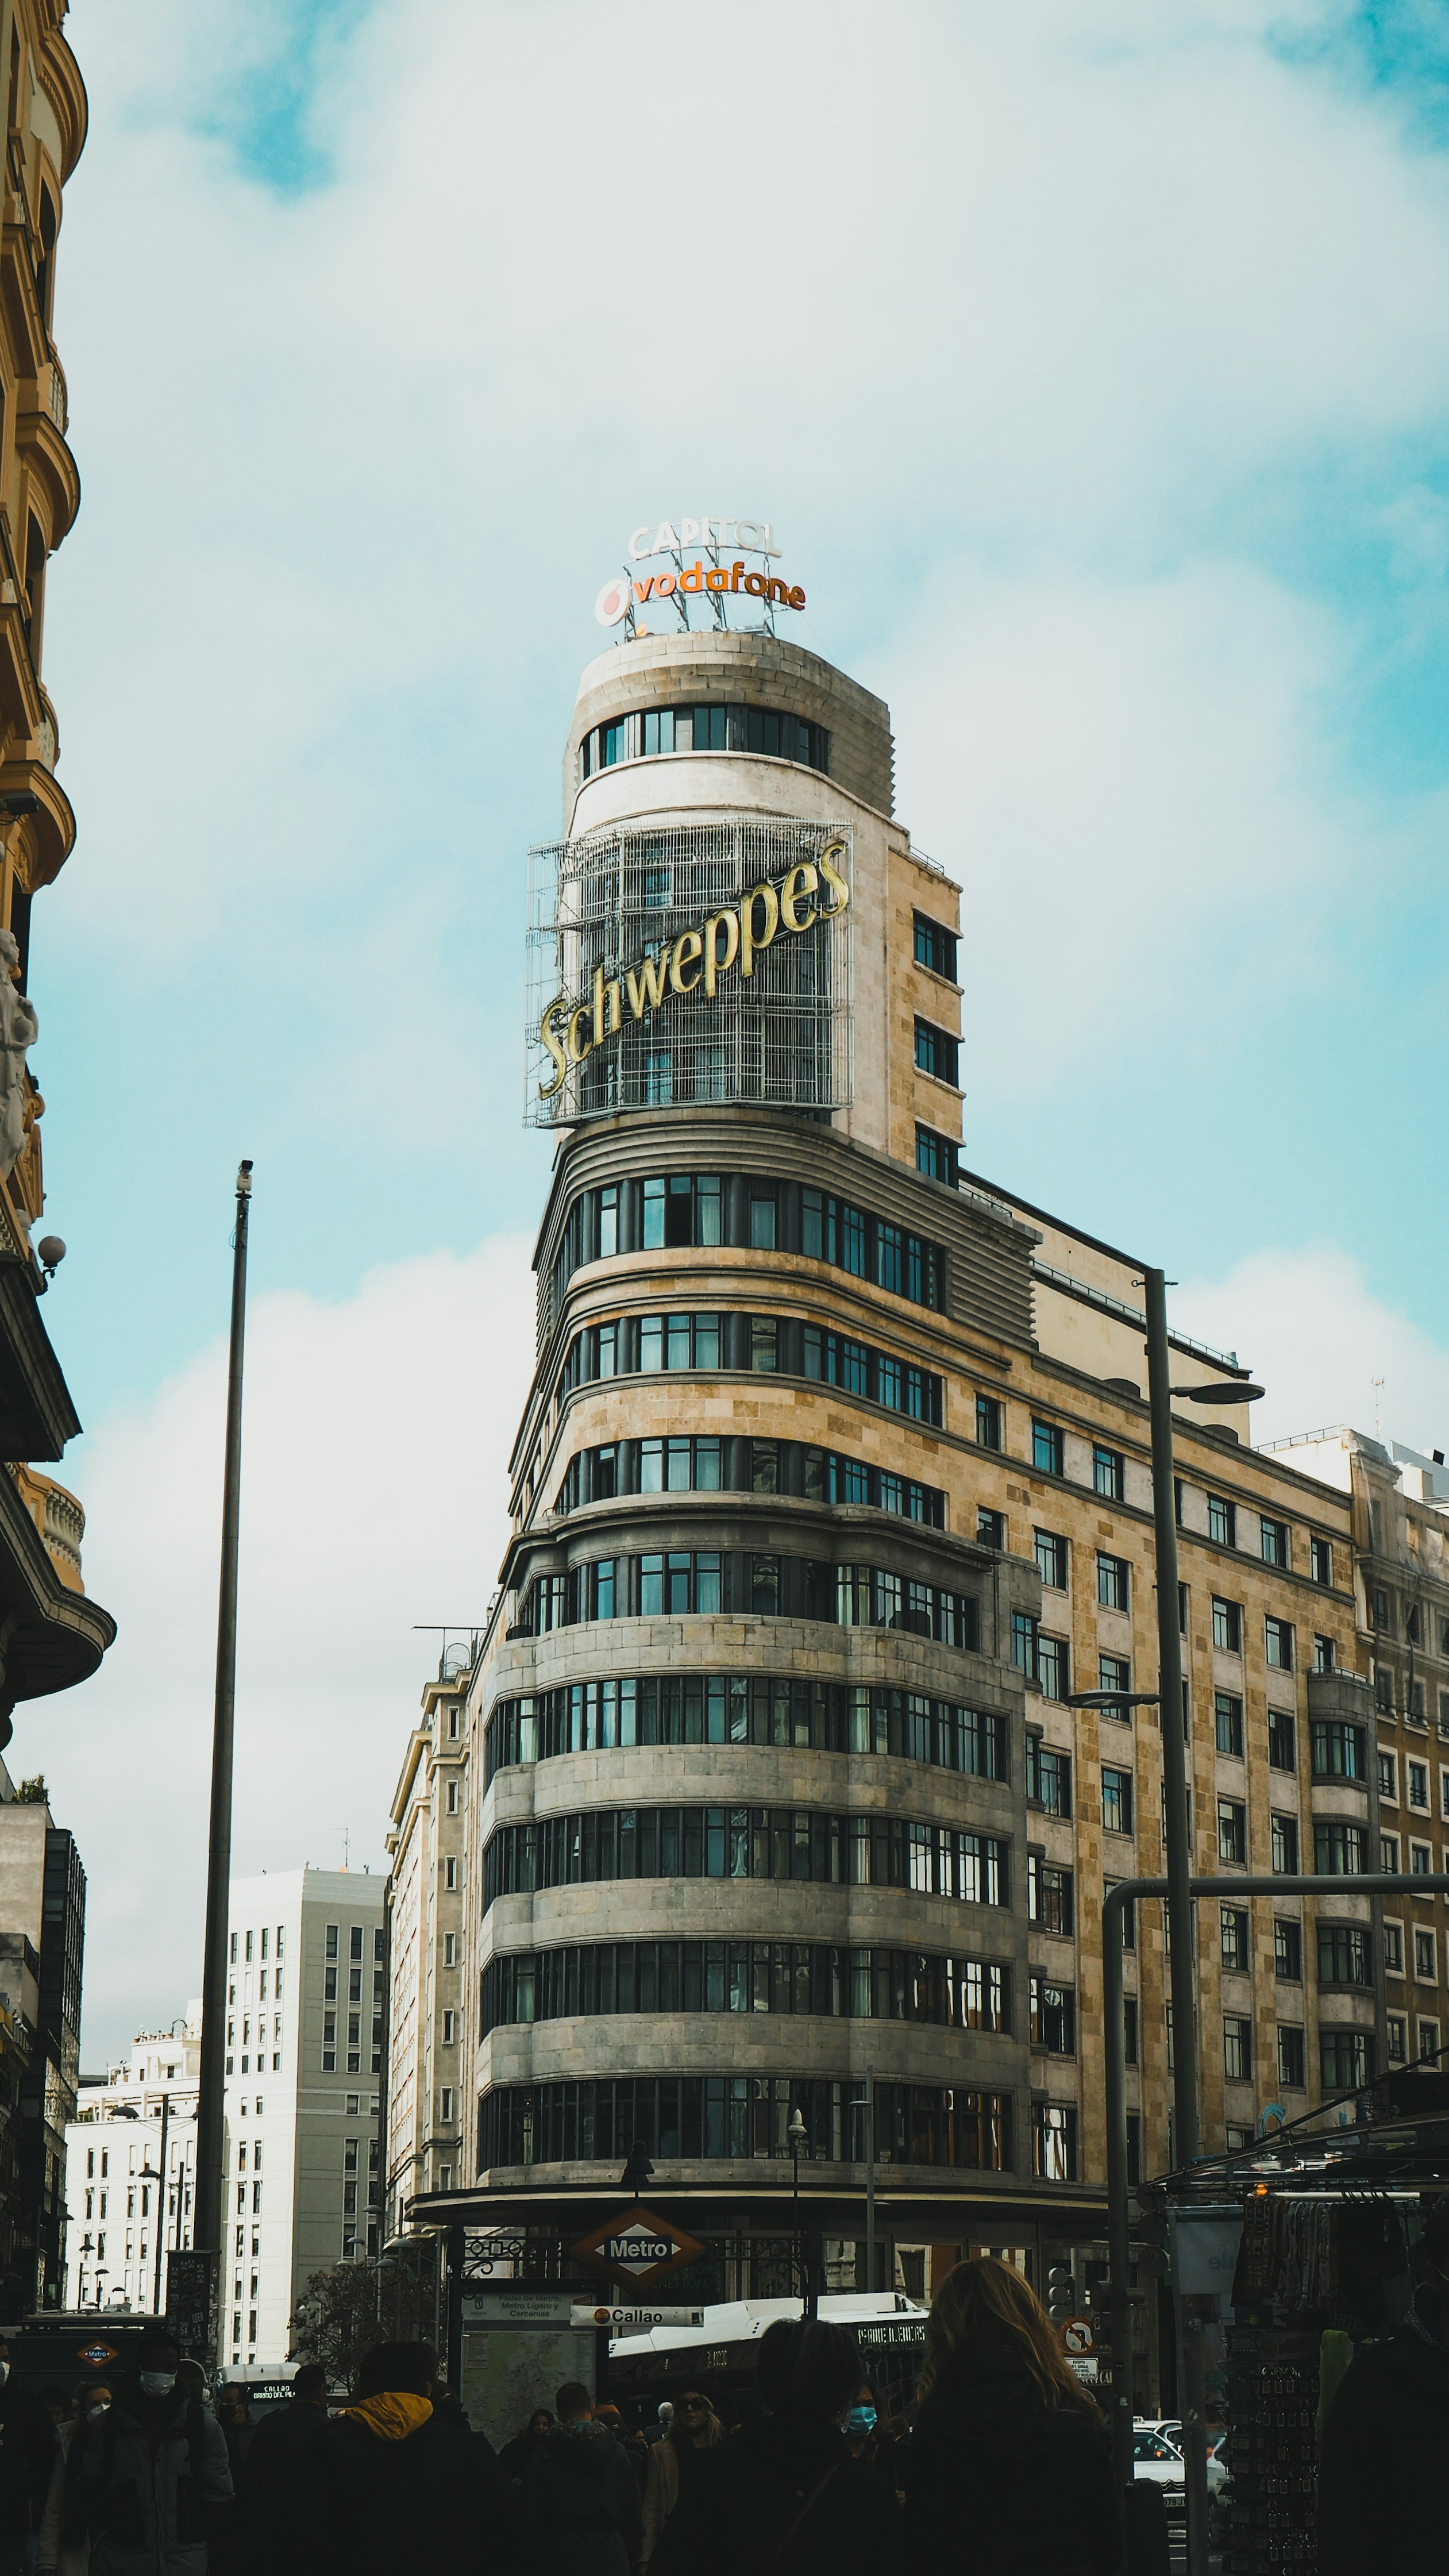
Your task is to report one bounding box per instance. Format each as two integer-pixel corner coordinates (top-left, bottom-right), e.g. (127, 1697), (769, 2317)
(480, 2076), (1015, 2174)
(483, 1675), (1009, 1788)
(521, 1553), (978, 1645)
(558, 1311), (943, 1427)
(481, 1806), (1010, 1912)
(480, 1940), (1010, 2035)
(555, 1435), (945, 1528)
(579, 703), (830, 783)
(547, 1174), (944, 1327)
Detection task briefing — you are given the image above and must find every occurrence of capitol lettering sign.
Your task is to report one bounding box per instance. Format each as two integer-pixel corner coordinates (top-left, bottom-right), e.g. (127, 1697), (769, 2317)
(571, 2205), (706, 2288)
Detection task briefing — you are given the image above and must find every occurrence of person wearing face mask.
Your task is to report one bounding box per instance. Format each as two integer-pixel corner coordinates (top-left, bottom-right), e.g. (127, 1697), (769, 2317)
(0, 2336), (60, 2576)
(38, 2381), (108, 2576)
(72, 2331), (233, 2576)
(842, 2386), (879, 2469)
(648, 2321), (900, 2576)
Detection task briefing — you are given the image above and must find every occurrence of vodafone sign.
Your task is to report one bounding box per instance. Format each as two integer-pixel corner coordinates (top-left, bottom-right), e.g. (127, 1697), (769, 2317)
(596, 515), (806, 629)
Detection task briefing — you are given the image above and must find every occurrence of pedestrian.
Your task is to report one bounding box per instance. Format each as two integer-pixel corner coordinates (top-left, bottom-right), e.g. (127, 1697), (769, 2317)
(1317, 2194), (1449, 2576)
(36, 2386), (84, 2576)
(648, 2319), (900, 2576)
(214, 2388), (254, 2488)
(72, 2328), (233, 2576)
(842, 2382), (880, 2469)
(498, 2410), (553, 2484)
(901, 2257), (1119, 2576)
(0, 2334), (60, 2576)
(520, 2380), (641, 2576)
(236, 2363), (329, 2574)
(640, 2389), (721, 2567)
(291, 2338), (522, 2576)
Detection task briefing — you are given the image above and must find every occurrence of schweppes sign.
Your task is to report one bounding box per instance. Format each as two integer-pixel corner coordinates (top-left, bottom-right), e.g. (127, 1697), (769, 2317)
(537, 834), (849, 1100)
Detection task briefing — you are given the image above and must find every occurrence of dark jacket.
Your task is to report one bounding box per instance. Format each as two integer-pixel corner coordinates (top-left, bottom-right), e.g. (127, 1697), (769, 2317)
(1317, 2290), (1449, 2576)
(521, 2419), (642, 2576)
(236, 2398), (329, 2571)
(0, 2376), (58, 2536)
(648, 2413), (901, 2576)
(903, 2353), (1119, 2576)
(75, 2383), (234, 2576)
(294, 2392), (522, 2576)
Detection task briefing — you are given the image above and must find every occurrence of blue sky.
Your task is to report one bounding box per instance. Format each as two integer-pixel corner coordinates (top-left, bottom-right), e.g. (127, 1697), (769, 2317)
(34, 0), (1449, 2050)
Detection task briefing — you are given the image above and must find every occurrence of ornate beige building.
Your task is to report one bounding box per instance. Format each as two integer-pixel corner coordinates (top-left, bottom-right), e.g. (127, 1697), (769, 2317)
(396, 621), (1389, 2316)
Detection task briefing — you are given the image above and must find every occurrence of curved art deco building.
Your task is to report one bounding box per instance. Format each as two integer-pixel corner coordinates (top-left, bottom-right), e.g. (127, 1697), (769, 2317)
(421, 620), (1382, 2333)
(455, 623), (1087, 2288)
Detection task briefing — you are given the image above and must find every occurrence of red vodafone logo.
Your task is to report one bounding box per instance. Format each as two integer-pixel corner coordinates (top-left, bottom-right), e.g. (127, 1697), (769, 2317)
(595, 573), (633, 628)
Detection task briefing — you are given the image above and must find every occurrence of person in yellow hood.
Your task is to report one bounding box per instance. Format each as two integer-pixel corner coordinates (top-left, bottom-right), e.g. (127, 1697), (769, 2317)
(294, 2340), (522, 2575)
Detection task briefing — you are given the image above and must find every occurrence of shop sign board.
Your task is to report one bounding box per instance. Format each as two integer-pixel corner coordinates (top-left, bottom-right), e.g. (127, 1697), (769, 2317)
(573, 2305), (705, 2331)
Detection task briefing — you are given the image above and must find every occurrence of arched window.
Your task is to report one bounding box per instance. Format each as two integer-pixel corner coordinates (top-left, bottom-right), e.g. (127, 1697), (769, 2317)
(23, 514), (45, 658)
(36, 190), (56, 333)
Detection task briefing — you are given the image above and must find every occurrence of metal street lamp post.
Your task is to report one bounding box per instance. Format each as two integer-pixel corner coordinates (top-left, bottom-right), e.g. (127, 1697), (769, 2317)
(786, 2108), (812, 2317)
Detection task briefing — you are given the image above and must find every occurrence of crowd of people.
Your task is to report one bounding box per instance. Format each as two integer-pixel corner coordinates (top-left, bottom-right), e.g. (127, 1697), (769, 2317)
(0, 2213), (1436, 2573)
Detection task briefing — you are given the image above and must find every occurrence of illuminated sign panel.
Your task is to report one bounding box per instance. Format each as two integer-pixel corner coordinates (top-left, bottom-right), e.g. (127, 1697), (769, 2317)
(525, 818), (853, 1129)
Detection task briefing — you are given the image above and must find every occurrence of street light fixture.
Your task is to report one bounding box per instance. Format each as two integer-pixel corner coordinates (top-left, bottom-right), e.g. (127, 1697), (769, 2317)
(620, 2141), (654, 2199)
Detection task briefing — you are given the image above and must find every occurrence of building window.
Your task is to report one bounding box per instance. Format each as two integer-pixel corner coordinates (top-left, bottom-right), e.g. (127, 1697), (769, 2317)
(1029, 1978), (1076, 2053)
(1313, 1635), (1335, 1673)
(1010, 1613), (1038, 1680)
(1220, 1906), (1248, 1970)
(440, 2088), (454, 2123)
(1381, 1832), (1400, 1873)
(1313, 1821), (1366, 1876)
(1271, 1813), (1298, 1874)
(1036, 1635), (1069, 1701)
(1092, 1446), (1124, 1502)
(1212, 1597), (1242, 1654)
(913, 1018), (959, 1085)
(442, 2011), (456, 2044)
(444, 1934), (457, 1967)
(1217, 1799), (1247, 1865)
(1028, 1856), (1074, 1935)
(1310, 1535), (1332, 1585)
(1208, 1494), (1235, 1548)
(1408, 1760), (1430, 1811)
(976, 1393), (1002, 1450)
(446, 1780), (459, 1814)
(1312, 1719), (1365, 1781)
(1260, 1516), (1289, 1569)
(1277, 2026), (1305, 2088)
(1224, 2016), (1253, 2082)
(1274, 1917), (1302, 1980)
(913, 912), (958, 979)
(1032, 2104), (1077, 2181)
(1374, 1665), (1394, 1713)
(1414, 1928), (1438, 1982)
(977, 1507), (1004, 1550)
(1099, 1655), (1131, 1719)
(444, 1857), (457, 1890)
(1034, 1531), (1068, 1591)
(915, 1125), (958, 1185)
(1321, 2031), (1374, 2091)
(1378, 1750), (1398, 1803)
(1386, 2014), (1408, 2064)
(1318, 1924), (1373, 1987)
(1418, 2019), (1442, 2067)
(1265, 1618), (1294, 1672)
(1268, 1709), (1296, 1772)
(1026, 1734), (1072, 1816)
(1031, 1420), (1063, 1478)
(1097, 1554), (1129, 1613)
(1383, 1920), (1405, 1976)
(1215, 1692), (1244, 1757)
(1101, 1768), (1134, 1837)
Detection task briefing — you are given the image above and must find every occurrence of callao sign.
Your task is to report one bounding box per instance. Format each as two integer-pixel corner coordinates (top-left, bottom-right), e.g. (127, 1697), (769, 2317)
(538, 838), (849, 1098)
(595, 514), (806, 630)
(571, 2204), (707, 2288)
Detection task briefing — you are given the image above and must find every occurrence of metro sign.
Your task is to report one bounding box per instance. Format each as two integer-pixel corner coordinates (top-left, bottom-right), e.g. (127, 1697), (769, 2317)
(571, 2204), (706, 2288)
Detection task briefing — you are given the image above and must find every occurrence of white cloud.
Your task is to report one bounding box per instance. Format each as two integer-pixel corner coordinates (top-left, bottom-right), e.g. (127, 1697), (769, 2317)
(26, 1233), (534, 2064)
(1178, 1242), (1449, 1452)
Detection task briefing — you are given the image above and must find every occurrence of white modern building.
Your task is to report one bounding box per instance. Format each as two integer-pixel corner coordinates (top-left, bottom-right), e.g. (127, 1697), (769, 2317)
(222, 1869), (385, 2368)
(64, 2007), (201, 2316)
(384, 1655), (470, 2239)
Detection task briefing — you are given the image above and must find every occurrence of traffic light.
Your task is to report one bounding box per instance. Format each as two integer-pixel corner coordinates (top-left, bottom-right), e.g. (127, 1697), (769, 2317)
(1045, 2262), (1079, 2326)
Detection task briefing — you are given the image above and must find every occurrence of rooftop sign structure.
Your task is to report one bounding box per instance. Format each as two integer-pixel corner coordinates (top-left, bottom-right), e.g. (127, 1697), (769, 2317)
(596, 516), (805, 640)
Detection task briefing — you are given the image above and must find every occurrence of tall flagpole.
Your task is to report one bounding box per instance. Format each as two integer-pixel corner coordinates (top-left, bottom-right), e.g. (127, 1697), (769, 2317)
(192, 1161), (253, 2347)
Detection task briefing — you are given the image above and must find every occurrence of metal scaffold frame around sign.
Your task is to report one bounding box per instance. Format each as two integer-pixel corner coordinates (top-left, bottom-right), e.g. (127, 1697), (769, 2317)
(525, 814), (854, 1130)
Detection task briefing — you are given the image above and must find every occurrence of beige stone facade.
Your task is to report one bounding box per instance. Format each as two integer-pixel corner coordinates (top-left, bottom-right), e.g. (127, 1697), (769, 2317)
(383, 1666), (470, 2234)
(405, 628), (1387, 2302)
